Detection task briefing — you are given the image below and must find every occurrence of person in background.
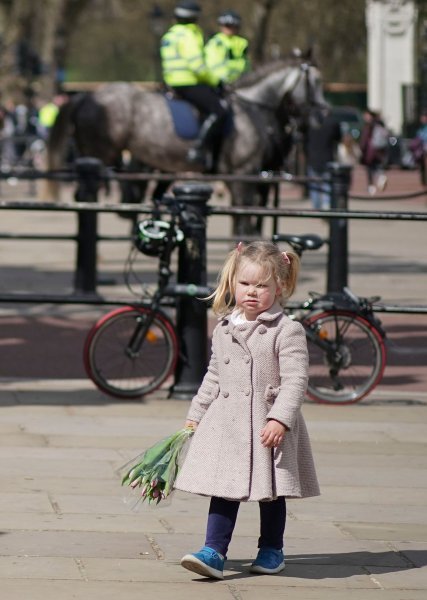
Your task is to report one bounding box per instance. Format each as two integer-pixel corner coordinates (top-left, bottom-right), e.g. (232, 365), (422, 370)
(12, 89), (40, 162)
(160, 1), (227, 169)
(409, 111), (427, 185)
(204, 10), (249, 86)
(337, 129), (361, 168)
(359, 109), (389, 195)
(38, 93), (68, 139)
(0, 101), (17, 168)
(305, 107), (342, 210)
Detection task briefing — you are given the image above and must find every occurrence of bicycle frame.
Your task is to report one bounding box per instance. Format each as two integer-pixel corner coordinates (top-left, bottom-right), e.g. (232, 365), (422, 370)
(124, 205), (179, 356)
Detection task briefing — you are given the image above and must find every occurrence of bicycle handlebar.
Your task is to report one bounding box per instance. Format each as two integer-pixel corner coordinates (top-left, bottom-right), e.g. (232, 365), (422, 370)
(343, 286), (360, 304)
(164, 283), (213, 297)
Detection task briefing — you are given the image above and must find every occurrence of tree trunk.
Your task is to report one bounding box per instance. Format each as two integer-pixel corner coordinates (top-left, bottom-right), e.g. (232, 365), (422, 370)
(250, 0), (278, 65)
(0, 0), (34, 99)
(0, 0), (90, 102)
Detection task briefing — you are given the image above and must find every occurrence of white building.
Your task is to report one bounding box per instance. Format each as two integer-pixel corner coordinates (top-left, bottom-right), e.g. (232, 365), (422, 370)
(366, 0), (418, 134)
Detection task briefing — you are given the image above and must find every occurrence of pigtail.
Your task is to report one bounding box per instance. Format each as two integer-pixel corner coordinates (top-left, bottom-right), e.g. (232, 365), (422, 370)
(279, 251), (300, 302)
(209, 246), (241, 315)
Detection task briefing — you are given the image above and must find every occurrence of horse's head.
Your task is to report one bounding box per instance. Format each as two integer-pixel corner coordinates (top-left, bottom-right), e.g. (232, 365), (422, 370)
(233, 56), (328, 119)
(279, 59), (328, 119)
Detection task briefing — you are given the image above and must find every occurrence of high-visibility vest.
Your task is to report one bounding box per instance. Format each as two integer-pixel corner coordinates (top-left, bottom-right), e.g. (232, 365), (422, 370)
(38, 102), (59, 128)
(205, 32), (249, 84)
(160, 23), (213, 87)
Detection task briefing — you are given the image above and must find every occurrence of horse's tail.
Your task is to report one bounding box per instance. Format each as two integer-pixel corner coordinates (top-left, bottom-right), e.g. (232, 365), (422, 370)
(47, 94), (83, 171)
(44, 94), (84, 200)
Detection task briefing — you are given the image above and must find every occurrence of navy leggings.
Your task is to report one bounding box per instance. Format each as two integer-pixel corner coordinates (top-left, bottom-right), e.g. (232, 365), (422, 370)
(205, 496), (286, 557)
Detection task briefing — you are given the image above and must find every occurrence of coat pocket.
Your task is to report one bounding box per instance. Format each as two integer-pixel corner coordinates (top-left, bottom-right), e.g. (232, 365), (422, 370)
(264, 384), (280, 404)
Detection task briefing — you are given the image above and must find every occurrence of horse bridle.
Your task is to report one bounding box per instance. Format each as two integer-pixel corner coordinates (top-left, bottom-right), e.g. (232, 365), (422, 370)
(284, 61), (326, 117)
(232, 61), (325, 116)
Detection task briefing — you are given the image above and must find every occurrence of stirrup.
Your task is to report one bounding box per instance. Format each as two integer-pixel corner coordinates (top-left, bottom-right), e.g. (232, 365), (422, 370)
(187, 146), (206, 164)
(187, 147), (214, 171)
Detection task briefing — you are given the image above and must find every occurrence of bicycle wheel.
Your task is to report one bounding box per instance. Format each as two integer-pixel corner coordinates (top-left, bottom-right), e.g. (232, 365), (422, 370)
(84, 306), (178, 399)
(305, 310), (386, 405)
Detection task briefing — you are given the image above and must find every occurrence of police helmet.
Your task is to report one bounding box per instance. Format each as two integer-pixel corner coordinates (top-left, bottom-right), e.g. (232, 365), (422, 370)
(134, 219), (184, 257)
(174, 1), (201, 19)
(218, 10), (241, 28)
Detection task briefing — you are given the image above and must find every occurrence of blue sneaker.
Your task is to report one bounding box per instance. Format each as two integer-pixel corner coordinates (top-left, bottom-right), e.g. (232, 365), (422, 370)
(250, 547), (285, 574)
(180, 546), (225, 580)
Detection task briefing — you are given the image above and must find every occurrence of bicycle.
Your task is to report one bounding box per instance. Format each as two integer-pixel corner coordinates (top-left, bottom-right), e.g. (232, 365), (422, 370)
(83, 196), (210, 400)
(273, 233), (387, 405)
(84, 210), (387, 405)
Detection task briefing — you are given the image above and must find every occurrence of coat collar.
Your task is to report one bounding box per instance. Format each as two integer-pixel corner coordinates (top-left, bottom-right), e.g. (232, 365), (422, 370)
(220, 301), (284, 326)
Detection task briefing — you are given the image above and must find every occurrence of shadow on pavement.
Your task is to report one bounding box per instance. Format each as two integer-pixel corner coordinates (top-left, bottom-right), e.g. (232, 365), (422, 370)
(217, 549), (426, 580)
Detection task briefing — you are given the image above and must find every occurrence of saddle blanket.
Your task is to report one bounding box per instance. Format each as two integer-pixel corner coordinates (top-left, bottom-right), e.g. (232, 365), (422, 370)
(165, 96), (233, 141)
(165, 97), (200, 140)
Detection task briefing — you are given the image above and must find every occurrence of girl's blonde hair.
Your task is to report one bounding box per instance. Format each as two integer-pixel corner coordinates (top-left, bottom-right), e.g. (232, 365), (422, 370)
(210, 241), (300, 316)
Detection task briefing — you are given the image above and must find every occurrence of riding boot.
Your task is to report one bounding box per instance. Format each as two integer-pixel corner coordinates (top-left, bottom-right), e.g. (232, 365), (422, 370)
(187, 113), (221, 170)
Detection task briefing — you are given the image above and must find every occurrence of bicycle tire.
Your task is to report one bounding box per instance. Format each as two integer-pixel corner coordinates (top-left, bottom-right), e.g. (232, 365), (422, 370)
(305, 310), (386, 405)
(84, 306), (178, 399)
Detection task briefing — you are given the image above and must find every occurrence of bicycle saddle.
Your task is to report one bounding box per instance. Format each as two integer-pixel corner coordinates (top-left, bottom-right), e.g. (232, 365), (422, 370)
(273, 234), (325, 253)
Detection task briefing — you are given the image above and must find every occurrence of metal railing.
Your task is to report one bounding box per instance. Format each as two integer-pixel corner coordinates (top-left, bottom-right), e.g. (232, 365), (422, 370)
(0, 159), (426, 313)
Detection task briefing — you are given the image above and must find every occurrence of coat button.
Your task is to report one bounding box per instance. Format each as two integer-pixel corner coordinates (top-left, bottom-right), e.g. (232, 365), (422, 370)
(223, 391), (229, 398)
(244, 388), (251, 396)
(258, 326), (267, 334)
(244, 355), (250, 363)
(224, 328), (230, 334)
(224, 356), (230, 364)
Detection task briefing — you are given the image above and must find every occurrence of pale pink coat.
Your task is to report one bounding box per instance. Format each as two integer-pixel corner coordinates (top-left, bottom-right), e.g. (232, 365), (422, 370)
(175, 302), (320, 501)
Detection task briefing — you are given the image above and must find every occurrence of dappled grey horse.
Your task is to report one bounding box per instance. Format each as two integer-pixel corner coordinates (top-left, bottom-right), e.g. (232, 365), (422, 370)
(48, 57), (326, 235)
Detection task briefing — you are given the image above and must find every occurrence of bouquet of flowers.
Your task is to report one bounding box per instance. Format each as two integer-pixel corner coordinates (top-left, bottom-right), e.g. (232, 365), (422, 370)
(120, 427), (194, 507)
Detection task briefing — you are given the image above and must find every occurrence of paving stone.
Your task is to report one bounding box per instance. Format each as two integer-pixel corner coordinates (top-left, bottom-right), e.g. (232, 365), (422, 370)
(339, 523), (427, 543)
(0, 457), (114, 479)
(0, 580), (236, 600)
(0, 531), (155, 559)
(368, 565), (427, 589)
(314, 452), (427, 469)
(312, 440), (427, 456)
(316, 466), (427, 488)
(0, 556), (81, 580)
(237, 588), (427, 599)
(82, 557), (195, 582)
(392, 542), (427, 568)
(0, 446), (121, 460)
(0, 476), (120, 495)
(289, 502), (427, 525)
(0, 492), (53, 513)
(0, 512), (169, 533)
(227, 563), (379, 587)
(0, 433), (48, 447)
(45, 434), (169, 449)
(312, 485), (427, 506)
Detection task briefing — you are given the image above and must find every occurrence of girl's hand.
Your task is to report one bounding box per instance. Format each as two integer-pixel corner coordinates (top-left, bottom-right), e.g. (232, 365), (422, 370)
(185, 420), (198, 430)
(260, 419), (286, 448)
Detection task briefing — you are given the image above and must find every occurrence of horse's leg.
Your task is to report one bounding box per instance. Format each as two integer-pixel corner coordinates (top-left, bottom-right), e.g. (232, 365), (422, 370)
(228, 181), (259, 239)
(255, 182), (271, 234)
(152, 178), (174, 202)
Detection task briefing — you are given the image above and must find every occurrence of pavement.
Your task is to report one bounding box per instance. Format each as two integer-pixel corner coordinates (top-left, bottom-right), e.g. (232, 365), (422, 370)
(0, 166), (427, 598)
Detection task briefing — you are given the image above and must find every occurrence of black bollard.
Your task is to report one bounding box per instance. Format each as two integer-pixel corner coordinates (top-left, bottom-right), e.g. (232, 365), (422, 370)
(326, 162), (352, 293)
(170, 182), (212, 400)
(74, 157), (103, 294)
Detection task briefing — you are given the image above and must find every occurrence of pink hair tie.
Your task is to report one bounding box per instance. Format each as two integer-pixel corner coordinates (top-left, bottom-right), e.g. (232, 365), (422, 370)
(282, 251), (291, 264)
(236, 242), (244, 253)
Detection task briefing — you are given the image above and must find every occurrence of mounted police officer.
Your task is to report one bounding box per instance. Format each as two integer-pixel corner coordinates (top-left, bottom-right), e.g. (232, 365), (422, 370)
(205, 10), (249, 85)
(160, 1), (228, 170)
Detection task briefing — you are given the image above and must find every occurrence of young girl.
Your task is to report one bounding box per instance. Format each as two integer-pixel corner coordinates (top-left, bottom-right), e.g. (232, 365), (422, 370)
(175, 241), (320, 579)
